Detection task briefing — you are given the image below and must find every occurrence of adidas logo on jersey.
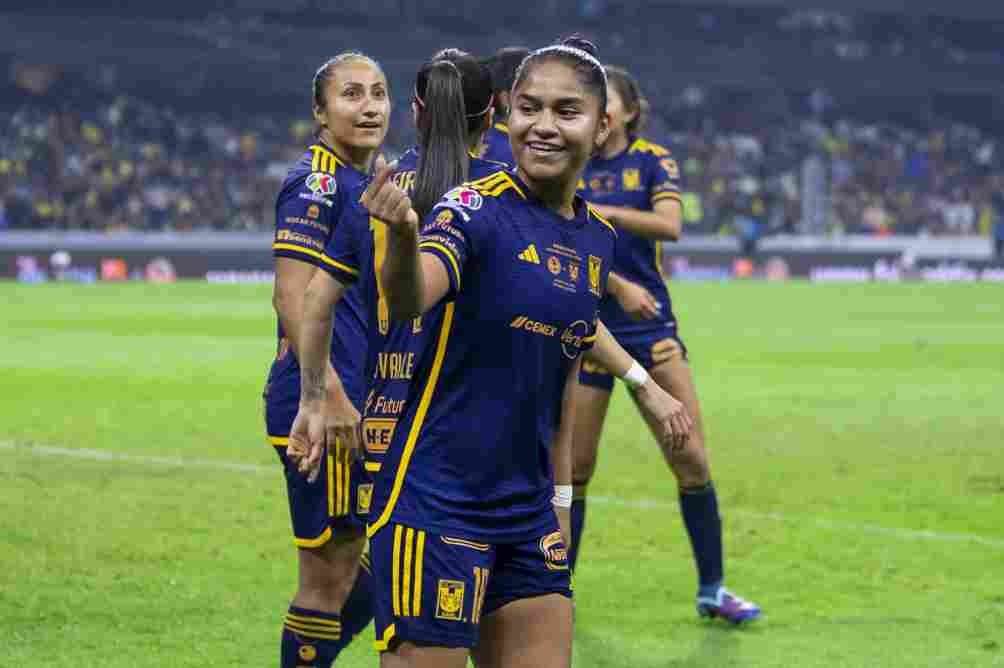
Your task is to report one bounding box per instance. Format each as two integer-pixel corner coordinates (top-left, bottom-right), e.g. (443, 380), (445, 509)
(518, 244), (541, 264)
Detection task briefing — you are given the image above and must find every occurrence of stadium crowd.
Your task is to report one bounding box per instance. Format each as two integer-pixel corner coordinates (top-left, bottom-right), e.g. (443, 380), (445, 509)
(2, 1), (1003, 238)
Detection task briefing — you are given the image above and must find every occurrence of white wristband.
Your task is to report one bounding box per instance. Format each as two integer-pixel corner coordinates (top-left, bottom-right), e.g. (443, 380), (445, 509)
(621, 360), (650, 391)
(552, 485), (573, 509)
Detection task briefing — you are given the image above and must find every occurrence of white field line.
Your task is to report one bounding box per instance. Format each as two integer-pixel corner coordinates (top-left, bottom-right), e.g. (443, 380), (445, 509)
(4, 441), (1003, 550)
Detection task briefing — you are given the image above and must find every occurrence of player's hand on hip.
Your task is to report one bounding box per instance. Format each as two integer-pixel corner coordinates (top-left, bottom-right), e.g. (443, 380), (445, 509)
(289, 401), (327, 483)
(634, 378), (693, 453)
(360, 155), (419, 232)
(325, 381), (362, 466)
(615, 279), (662, 321)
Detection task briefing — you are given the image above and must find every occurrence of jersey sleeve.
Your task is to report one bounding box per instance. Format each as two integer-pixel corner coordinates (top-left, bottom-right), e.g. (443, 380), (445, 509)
(272, 172), (342, 268)
(648, 150), (683, 208)
(416, 188), (493, 298)
(319, 190), (366, 285)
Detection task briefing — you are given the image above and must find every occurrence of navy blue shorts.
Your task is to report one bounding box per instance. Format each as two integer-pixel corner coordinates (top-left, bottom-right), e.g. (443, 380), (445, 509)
(578, 329), (688, 392)
(265, 376), (369, 547)
(369, 519), (572, 651)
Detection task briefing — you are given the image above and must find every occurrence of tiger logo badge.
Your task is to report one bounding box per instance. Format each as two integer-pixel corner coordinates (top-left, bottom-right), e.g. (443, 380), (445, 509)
(435, 579), (465, 621)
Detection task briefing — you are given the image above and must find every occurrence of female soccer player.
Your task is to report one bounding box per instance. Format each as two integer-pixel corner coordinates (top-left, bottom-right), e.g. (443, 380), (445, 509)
(570, 65), (761, 623)
(355, 38), (689, 668)
(263, 52), (388, 667)
(477, 46), (529, 165)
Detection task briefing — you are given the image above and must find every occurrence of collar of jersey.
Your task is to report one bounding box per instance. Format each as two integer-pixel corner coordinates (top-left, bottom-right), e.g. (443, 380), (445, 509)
(509, 170), (590, 228)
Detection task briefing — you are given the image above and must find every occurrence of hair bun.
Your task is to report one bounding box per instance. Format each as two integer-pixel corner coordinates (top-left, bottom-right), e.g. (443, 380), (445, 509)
(560, 35), (599, 58)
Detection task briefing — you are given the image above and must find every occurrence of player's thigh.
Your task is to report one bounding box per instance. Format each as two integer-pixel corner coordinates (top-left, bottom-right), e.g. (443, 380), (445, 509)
(472, 525), (573, 668)
(573, 362), (615, 485)
(296, 530), (365, 598)
(473, 593), (572, 668)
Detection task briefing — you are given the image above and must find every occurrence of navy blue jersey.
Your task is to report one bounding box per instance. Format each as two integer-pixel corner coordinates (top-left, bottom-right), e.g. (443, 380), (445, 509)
(578, 137), (682, 337)
(365, 170), (616, 544)
(266, 142), (370, 409)
(476, 123), (513, 166)
(320, 148), (504, 480)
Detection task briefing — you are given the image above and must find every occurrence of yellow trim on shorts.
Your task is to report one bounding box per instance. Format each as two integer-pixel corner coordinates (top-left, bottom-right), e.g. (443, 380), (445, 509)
(374, 624), (397, 651)
(293, 527), (332, 548)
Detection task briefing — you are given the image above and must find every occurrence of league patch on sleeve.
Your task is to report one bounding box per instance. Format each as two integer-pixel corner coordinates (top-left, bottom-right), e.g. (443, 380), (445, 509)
(306, 172), (337, 196)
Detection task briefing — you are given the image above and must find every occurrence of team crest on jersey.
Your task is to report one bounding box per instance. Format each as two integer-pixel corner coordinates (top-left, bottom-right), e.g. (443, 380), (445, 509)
(305, 172), (337, 197)
(547, 255), (562, 275)
(538, 531), (569, 571)
(299, 645), (317, 661)
(445, 186), (483, 210)
(588, 255), (602, 295)
(622, 169), (641, 191)
(356, 483), (373, 515)
(435, 580), (465, 621)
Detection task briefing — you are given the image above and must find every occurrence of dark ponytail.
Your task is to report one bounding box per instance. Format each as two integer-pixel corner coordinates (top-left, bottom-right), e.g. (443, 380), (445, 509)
(413, 61), (469, 220)
(412, 49), (494, 220)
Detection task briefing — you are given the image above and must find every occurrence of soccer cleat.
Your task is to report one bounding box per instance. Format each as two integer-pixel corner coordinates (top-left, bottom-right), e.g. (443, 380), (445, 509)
(696, 587), (761, 625)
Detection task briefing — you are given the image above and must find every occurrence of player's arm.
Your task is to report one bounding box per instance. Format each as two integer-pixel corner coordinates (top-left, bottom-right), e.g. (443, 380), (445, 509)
(272, 258), (316, 358)
(361, 157), (450, 318)
(589, 198), (682, 241)
(551, 357), (580, 548)
(290, 270), (360, 481)
(607, 271), (662, 321)
(584, 320), (692, 451)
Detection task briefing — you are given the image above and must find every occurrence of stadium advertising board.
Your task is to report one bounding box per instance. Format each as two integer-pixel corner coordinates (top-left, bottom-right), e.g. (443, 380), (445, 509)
(4, 247), (1003, 284)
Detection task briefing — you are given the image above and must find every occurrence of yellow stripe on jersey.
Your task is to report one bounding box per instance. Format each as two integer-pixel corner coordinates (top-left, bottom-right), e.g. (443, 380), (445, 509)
(269, 435), (289, 447)
(272, 243), (361, 276)
(655, 241), (666, 279)
(582, 332), (598, 344)
(293, 526), (332, 548)
(367, 303), (456, 537)
(585, 204), (617, 236)
(628, 137), (669, 157)
(309, 144), (344, 175)
(466, 171), (509, 191)
(419, 241), (462, 290)
(494, 122), (509, 134)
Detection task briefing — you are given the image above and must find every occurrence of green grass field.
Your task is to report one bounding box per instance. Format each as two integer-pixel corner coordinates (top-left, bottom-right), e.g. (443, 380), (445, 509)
(2, 281), (1003, 667)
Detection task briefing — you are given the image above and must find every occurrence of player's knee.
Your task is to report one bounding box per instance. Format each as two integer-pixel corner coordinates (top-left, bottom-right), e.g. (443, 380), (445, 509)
(670, 438), (710, 488)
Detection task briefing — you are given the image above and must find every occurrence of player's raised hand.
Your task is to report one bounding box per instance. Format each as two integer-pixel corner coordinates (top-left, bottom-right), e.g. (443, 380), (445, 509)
(360, 155), (419, 232)
(632, 378), (693, 454)
(288, 401), (327, 483)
